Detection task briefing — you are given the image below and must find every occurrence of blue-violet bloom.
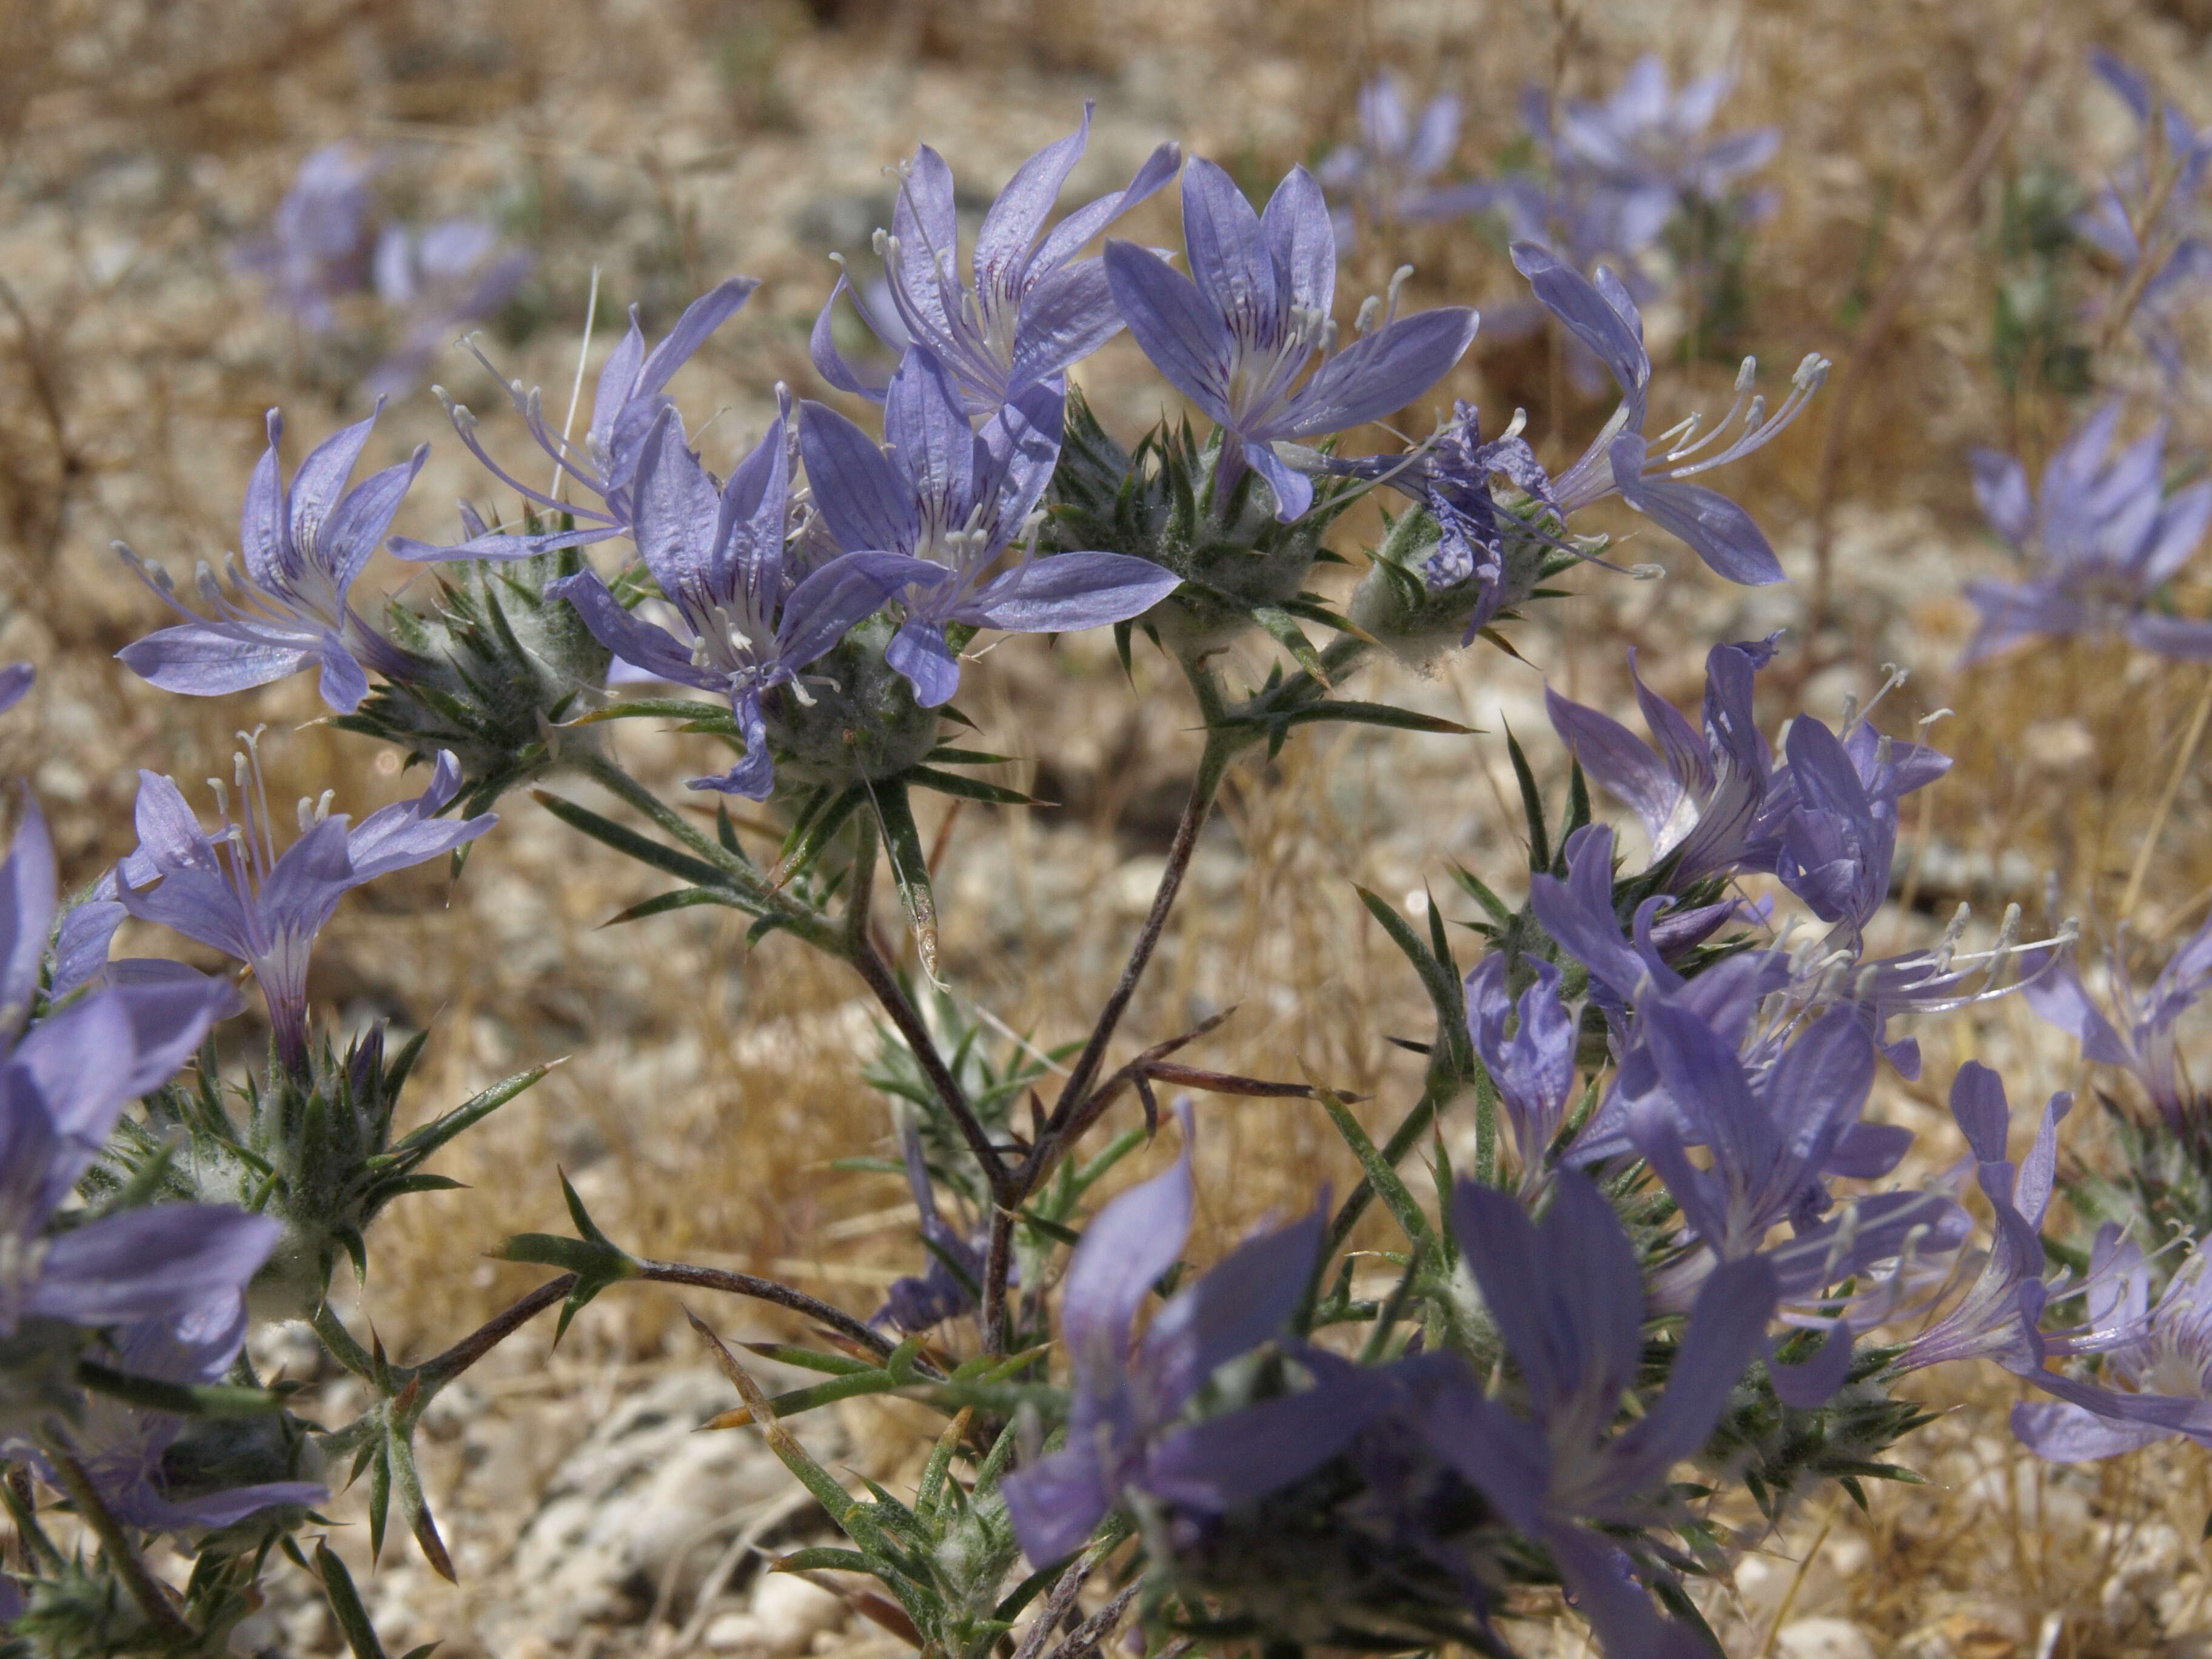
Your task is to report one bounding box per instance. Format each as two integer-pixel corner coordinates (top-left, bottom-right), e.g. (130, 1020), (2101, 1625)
(1962, 403), (2212, 662)
(1104, 159), (1480, 521)
(116, 406), (425, 714)
(549, 395), (904, 797)
(798, 347), (1181, 708)
(813, 106), (1180, 414)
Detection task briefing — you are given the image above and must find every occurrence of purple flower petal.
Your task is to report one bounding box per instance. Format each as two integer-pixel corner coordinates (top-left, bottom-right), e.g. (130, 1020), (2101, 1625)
(1260, 165), (1335, 319)
(1139, 1208), (1321, 1419)
(799, 400), (919, 557)
(0, 662), (32, 716)
(1103, 241), (1233, 424)
(883, 349), (981, 515)
(809, 271), (896, 402)
(964, 553), (1181, 633)
(1061, 1140), (1193, 1386)
(1276, 307), (1479, 440)
(117, 627), (317, 699)
(1000, 1443), (1114, 1566)
(549, 571), (711, 691)
(1179, 158), (1277, 337)
(33, 1206), (281, 1327)
(635, 277), (759, 401)
(883, 620), (962, 708)
(1614, 437), (1786, 584)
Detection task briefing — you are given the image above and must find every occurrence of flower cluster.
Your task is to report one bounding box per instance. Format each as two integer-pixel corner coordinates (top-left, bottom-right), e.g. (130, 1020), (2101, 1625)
(17, 75), (2200, 1659)
(238, 144), (531, 396)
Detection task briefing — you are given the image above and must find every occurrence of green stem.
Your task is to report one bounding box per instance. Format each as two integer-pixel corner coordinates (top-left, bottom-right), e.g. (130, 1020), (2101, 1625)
(310, 1300), (378, 1382)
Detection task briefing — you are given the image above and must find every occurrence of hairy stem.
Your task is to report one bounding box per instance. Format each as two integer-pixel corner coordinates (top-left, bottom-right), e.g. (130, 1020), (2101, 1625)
(36, 1435), (190, 1640)
(1044, 722), (1234, 1141)
(845, 939), (1008, 1196)
(980, 1204), (1018, 1358)
(420, 1274), (576, 1386)
(637, 1259), (924, 1370)
(309, 1298), (379, 1382)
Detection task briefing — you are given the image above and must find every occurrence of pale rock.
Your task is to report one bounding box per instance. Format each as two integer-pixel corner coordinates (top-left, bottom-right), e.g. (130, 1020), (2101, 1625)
(703, 1573), (848, 1654)
(491, 1369), (842, 1647)
(2100, 1520), (2186, 1629)
(1775, 1617), (1880, 1659)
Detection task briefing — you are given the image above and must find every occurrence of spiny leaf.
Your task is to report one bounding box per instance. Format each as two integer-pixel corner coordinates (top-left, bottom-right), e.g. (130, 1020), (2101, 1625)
(871, 780), (941, 984)
(315, 1539), (390, 1659)
(533, 790), (735, 891)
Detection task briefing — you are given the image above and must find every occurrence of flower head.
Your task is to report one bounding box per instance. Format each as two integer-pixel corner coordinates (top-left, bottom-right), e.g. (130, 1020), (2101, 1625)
(117, 406), (426, 714)
(798, 347), (1180, 707)
(0, 803), (267, 1341)
(2028, 910), (2212, 1129)
(1104, 159), (1479, 521)
(393, 278), (759, 563)
(1545, 634), (1781, 890)
(549, 395), (904, 797)
(1513, 241), (1823, 584)
(1417, 1173), (1778, 1659)
(1316, 75), (1479, 242)
(235, 144), (383, 331)
(812, 106), (1180, 414)
(999, 1125), (1326, 1564)
(28, 1297), (324, 1532)
(117, 742), (494, 1073)
(1962, 403), (2212, 662)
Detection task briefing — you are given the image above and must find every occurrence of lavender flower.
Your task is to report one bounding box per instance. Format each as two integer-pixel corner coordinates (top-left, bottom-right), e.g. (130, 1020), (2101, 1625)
(1513, 240), (1825, 585)
(1418, 1173), (1778, 1659)
(999, 1130), (1326, 1564)
(1900, 1064), (2139, 1379)
(549, 398), (903, 797)
(1622, 999), (1966, 1304)
(812, 106), (1180, 413)
(2027, 911), (2212, 1130)
(30, 1296), (324, 1531)
(1463, 955), (1578, 1189)
(1962, 404), (2212, 662)
(2076, 53), (2212, 378)
(1316, 75), (1479, 242)
(0, 803), (271, 1338)
(1545, 634), (1781, 890)
(1103, 159), (1480, 521)
(1335, 400), (1553, 625)
(365, 217), (534, 401)
(116, 406), (424, 714)
(1524, 58), (1777, 258)
(116, 743), (494, 1073)
(2011, 1240), (2212, 1459)
(0, 663), (30, 716)
(235, 144), (382, 332)
(797, 347), (1180, 707)
(394, 278), (759, 563)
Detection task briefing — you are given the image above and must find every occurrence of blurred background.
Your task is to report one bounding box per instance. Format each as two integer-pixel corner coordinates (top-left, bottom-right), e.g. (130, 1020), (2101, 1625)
(7, 0), (2212, 1652)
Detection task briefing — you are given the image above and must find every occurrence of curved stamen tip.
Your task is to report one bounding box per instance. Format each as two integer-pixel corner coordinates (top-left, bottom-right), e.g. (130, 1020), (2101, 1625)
(1629, 562), (1666, 581)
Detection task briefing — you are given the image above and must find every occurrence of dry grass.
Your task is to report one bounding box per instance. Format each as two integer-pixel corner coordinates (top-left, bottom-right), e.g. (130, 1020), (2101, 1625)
(11, 0), (2212, 1651)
